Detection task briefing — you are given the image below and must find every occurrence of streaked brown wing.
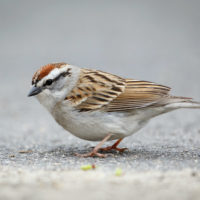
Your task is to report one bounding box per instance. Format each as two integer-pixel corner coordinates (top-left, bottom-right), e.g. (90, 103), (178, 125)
(66, 69), (171, 112)
(65, 69), (126, 111)
(104, 79), (171, 112)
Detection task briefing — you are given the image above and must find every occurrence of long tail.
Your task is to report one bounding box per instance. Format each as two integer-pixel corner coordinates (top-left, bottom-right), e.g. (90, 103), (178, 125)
(166, 96), (200, 109)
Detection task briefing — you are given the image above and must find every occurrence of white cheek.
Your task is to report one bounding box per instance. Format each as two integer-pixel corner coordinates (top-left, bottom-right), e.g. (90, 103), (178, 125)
(49, 78), (69, 100)
(53, 78), (66, 91)
(36, 90), (56, 112)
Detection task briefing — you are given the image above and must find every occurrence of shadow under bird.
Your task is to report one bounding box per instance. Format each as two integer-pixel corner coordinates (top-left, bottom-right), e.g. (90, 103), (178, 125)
(28, 63), (200, 157)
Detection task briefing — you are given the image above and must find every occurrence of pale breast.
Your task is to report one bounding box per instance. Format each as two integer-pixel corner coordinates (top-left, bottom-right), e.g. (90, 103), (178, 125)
(51, 101), (147, 141)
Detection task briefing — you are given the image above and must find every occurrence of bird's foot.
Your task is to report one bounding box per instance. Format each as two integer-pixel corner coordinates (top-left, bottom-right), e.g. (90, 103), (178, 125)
(75, 150), (106, 158)
(74, 135), (126, 158)
(100, 146), (128, 152)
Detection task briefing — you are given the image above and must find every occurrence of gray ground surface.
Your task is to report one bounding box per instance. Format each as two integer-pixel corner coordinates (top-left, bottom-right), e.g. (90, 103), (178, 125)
(1, 168), (200, 200)
(0, 1), (200, 199)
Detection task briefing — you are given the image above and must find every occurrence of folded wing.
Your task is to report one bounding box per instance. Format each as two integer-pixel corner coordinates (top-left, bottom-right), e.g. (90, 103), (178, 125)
(65, 69), (171, 112)
(104, 79), (171, 112)
(65, 69), (126, 111)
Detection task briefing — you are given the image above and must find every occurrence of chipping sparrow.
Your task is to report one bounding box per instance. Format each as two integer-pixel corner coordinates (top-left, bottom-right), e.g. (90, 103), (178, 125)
(28, 63), (200, 157)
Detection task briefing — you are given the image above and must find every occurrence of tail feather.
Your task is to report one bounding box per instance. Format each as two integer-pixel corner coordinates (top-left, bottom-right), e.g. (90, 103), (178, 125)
(166, 96), (200, 109)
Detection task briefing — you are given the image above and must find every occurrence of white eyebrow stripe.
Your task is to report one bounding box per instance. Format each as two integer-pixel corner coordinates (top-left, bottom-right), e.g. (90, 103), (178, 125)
(37, 66), (72, 87)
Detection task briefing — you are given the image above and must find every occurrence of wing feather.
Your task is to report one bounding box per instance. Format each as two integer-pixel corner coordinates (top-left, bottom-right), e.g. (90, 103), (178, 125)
(104, 79), (171, 111)
(65, 69), (171, 112)
(65, 69), (126, 111)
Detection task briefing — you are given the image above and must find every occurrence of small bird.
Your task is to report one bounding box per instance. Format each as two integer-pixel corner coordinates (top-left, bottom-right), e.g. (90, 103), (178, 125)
(28, 63), (200, 157)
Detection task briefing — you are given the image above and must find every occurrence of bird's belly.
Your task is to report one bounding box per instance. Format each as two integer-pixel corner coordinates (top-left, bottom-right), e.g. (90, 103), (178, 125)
(51, 106), (148, 141)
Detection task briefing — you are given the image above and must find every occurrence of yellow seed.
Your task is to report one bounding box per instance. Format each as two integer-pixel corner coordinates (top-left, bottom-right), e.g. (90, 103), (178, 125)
(81, 164), (96, 171)
(115, 168), (123, 176)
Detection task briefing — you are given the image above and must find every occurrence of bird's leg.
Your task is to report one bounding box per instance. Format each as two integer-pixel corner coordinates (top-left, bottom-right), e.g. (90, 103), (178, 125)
(100, 138), (128, 152)
(75, 134), (113, 158)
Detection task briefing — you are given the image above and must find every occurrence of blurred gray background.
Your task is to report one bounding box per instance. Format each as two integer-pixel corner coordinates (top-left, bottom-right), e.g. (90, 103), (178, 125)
(0, 0), (200, 170)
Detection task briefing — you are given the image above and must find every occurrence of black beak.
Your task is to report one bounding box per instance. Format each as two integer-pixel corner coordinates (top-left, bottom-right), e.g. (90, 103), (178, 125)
(28, 86), (42, 97)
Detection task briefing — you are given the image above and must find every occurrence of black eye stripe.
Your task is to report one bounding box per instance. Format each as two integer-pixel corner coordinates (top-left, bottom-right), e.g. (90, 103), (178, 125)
(53, 70), (71, 82)
(33, 68), (72, 86)
(43, 69), (72, 86)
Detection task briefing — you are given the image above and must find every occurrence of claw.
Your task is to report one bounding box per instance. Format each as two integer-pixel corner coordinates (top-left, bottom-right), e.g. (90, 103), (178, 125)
(100, 146), (128, 152)
(75, 151), (106, 158)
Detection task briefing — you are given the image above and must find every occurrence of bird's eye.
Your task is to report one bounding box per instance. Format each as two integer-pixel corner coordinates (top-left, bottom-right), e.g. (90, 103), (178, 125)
(45, 79), (53, 86)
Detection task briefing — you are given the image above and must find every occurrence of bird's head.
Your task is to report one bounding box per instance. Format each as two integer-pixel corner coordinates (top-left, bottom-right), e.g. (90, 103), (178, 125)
(28, 63), (80, 106)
